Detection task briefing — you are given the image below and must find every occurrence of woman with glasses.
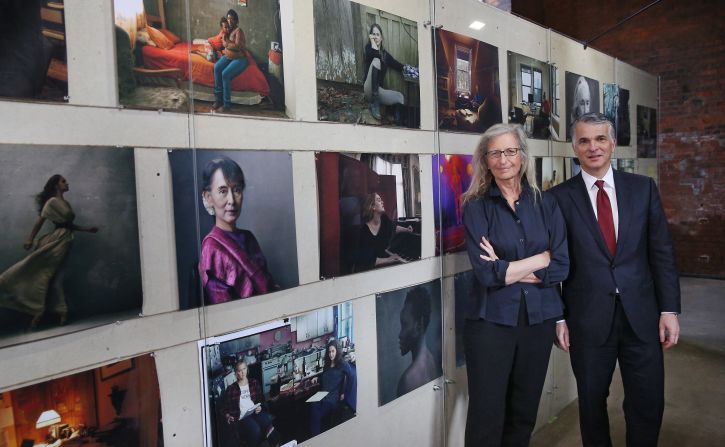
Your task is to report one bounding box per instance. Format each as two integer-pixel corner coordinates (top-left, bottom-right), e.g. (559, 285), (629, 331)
(461, 123), (569, 446)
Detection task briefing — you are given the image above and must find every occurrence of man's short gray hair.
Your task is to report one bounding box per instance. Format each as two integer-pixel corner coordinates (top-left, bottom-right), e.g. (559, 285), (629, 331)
(570, 112), (616, 144)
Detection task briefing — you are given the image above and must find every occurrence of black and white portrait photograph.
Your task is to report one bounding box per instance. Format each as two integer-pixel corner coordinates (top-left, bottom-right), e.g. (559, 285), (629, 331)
(565, 72), (600, 141)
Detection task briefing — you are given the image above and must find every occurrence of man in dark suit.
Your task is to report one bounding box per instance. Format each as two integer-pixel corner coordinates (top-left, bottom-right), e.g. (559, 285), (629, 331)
(551, 112), (680, 447)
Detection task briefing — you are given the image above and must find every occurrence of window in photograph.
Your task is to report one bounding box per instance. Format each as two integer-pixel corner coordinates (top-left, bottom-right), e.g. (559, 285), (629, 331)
(520, 65), (542, 104)
(551, 65), (560, 116)
(455, 45), (472, 95)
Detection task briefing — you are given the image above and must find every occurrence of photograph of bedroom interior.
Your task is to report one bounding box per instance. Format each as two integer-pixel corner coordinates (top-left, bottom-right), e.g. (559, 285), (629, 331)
(113, 0), (285, 116)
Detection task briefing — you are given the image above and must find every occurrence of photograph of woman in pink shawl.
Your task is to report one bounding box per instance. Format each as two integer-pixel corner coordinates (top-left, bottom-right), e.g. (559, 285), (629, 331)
(199, 157), (278, 304)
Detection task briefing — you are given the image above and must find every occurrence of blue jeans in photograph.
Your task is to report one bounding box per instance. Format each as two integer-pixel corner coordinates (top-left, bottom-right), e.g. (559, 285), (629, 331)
(213, 56), (249, 107)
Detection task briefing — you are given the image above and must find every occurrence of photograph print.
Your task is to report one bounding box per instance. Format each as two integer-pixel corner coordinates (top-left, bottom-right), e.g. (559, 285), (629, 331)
(507, 51), (553, 139)
(0, 0), (68, 102)
(0, 145), (142, 345)
(0, 354), (162, 446)
(603, 83), (631, 146)
(453, 270), (474, 367)
(315, 0), (420, 128)
(637, 105), (657, 158)
(317, 152), (422, 279)
(169, 150), (298, 310)
(565, 71), (600, 141)
(113, 0), (285, 116)
(433, 154), (474, 255)
(201, 302), (356, 446)
(376, 280), (442, 406)
(436, 29), (502, 134)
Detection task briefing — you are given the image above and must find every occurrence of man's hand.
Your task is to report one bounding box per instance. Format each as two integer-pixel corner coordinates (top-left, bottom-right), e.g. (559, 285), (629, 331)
(555, 321), (570, 353)
(659, 313), (680, 349)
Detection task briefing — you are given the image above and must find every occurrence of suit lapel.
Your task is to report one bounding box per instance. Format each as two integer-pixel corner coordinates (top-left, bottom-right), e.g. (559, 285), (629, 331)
(567, 173), (612, 259)
(613, 170), (633, 259)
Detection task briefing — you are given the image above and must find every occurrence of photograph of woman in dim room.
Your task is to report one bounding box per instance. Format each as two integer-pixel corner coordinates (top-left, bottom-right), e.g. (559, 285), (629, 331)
(364, 24), (407, 124)
(0, 174), (98, 329)
(199, 157), (277, 305)
(397, 286), (439, 397)
(309, 339), (355, 436)
(354, 192), (414, 272)
(213, 9), (249, 112)
(221, 360), (281, 447)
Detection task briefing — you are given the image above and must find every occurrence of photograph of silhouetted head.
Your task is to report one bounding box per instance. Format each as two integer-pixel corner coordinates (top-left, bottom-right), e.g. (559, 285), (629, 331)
(433, 154), (473, 255)
(435, 29), (501, 134)
(0, 0), (68, 102)
(565, 72), (600, 141)
(376, 280), (442, 406)
(113, 0), (286, 116)
(507, 51), (556, 140)
(314, 0), (420, 128)
(637, 105), (657, 158)
(200, 302), (356, 446)
(0, 145), (141, 345)
(0, 353), (162, 446)
(603, 84), (631, 146)
(168, 150), (298, 310)
(317, 152), (422, 279)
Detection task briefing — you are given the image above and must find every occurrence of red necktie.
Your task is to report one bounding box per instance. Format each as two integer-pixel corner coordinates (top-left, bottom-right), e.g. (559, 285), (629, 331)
(595, 180), (616, 256)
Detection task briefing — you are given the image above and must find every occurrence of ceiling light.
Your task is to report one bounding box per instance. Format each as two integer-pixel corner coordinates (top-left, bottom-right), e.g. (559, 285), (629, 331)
(469, 21), (485, 30)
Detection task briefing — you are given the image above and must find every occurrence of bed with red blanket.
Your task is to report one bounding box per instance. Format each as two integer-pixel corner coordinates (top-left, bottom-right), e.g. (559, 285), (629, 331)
(141, 42), (270, 97)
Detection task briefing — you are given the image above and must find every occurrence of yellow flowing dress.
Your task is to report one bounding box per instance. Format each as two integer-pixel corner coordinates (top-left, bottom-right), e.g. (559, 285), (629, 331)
(0, 198), (75, 317)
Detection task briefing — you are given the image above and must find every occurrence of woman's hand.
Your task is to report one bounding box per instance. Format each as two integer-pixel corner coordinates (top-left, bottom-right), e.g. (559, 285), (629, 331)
(479, 236), (498, 261)
(369, 34), (379, 50)
(225, 413), (235, 424)
(519, 273), (542, 284)
(555, 321), (570, 352)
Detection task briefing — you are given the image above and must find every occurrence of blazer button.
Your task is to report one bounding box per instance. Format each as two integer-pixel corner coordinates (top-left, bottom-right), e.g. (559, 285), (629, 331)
(523, 290), (528, 295)
(516, 219), (521, 224)
(519, 239), (524, 243)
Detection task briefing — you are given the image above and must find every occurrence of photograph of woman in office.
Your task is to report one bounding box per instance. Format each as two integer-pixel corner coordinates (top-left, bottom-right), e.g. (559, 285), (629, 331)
(309, 339), (354, 436)
(355, 192), (414, 272)
(199, 157), (278, 304)
(461, 123), (568, 446)
(222, 360), (281, 447)
(0, 174), (98, 329)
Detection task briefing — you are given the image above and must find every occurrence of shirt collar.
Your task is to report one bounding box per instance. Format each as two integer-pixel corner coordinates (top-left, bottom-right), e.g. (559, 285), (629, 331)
(486, 179), (533, 199)
(581, 165), (615, 191)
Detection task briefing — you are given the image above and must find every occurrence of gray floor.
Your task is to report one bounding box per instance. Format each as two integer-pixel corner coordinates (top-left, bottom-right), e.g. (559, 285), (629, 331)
(531, 277), (725, 446)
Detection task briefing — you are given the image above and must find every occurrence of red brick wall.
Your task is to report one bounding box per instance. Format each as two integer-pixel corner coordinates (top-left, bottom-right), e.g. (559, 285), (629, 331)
(513, 0), (725, 276)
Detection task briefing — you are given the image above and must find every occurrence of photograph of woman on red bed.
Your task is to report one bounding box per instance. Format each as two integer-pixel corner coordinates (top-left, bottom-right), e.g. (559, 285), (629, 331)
(113, 0), (285, 117)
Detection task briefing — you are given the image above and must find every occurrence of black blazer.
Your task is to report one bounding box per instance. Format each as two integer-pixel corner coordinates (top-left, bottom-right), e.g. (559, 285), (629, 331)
(550, 170), (680, 346)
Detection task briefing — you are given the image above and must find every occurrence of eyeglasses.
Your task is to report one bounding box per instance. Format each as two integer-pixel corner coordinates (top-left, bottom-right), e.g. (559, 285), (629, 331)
(485, 148), (520, 159)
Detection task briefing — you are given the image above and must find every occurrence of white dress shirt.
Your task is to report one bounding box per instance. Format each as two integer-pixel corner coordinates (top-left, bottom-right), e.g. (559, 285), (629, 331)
(580, 166), (619, 239)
